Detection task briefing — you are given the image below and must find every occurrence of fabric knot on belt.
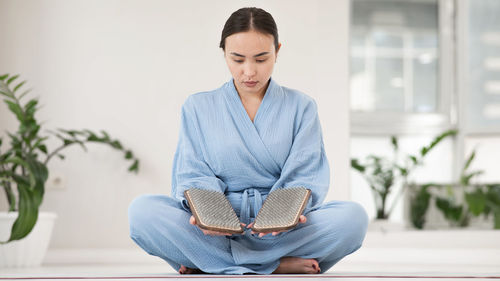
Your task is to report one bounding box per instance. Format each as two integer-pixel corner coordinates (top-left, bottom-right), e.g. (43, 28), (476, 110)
(240, 188), (263, 225)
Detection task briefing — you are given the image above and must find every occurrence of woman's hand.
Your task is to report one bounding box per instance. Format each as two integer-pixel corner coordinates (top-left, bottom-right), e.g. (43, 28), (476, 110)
(244, 215), (307, 237)
(189, 215), (239, 236)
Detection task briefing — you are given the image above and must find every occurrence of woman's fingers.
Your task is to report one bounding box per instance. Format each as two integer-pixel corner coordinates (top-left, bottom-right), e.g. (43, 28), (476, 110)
(299, 215), (307, 223)
(255, 216), (307, 237)
(190, 216), (231, 236)
(192, 216), (307, 236)
(203, 230), (232, 236)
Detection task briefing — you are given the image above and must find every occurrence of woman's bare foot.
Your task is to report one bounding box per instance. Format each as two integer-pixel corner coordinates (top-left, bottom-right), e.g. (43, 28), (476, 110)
(272, 257), (321, 274)
(178, 264), (204, 274)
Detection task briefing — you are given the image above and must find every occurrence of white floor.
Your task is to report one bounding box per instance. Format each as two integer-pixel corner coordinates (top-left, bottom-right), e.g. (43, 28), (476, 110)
(2, 230), (500, 280)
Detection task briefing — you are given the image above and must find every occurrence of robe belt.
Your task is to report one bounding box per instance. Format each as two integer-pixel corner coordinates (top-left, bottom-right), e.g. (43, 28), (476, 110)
(226, 188), (268, 225)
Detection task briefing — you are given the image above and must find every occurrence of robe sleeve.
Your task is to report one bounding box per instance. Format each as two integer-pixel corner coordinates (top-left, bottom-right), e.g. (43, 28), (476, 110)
(171, 97), (228, 211)
(270, 98), (330, 213)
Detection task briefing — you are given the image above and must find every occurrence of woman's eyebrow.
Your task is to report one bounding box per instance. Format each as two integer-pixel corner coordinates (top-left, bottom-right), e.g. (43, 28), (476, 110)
(230, 52), (270, 57)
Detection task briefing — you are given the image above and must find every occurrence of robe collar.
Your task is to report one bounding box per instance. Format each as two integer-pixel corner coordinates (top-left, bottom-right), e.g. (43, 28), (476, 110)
(225, 77), (278, 125)
(223, 77), (282, 177)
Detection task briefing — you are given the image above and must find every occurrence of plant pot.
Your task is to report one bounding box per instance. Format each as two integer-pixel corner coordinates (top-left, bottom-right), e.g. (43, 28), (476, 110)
(0, 212), (57, 268)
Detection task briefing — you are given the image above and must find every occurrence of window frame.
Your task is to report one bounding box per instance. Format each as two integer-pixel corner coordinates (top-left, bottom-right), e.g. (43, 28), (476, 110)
(458, 0), (500, 135)
(350, 0), (457, 135)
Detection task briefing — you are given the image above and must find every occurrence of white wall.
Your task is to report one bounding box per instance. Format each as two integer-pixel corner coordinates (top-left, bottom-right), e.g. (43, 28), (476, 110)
(0, 0), (351, 248)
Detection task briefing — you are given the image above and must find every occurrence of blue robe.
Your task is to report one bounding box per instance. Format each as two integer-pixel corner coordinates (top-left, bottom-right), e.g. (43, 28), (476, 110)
(128, 78), (368, 274)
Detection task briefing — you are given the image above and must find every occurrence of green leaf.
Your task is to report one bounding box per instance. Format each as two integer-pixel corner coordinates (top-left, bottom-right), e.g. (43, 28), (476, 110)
(63, 139), (74, 146)
(421, 129), (458, 157)
(100, 130), (111, 141)
(460, 170), (484, 185)
(58, 129), (86, 137)
(436, 197), (463, 224)
(465, 190), (486, 216)
(24, 99), (38, 115)
(125, 150), (133, 159)
(410, 185), (431, 229)
(5, 157), (36, 190)
(53, 131), (87, 152)
(38, 144), (48, 154)
(0, 90), (11, 98)
(6, 74), (19, 86)
(390, 136), (398, 151)
(494, 210), (500, 229)
(1, 183), (41, 243)
(13, 81), (26, 93)
(409, 155), (418, 165)
(84, 130), (101, 142)
(32, 136), (48, 150)
(0, 74), (8, 81)
(18, 89), (32, 100)
(110, 140), (123, 149)
(128, 159), (139, 173)
(463, 149), (476, 173)
(395, 165), (408, 176)
(26, 157), (49, 184)
(486, 185), (500, 204)
(4, 100), (24, 122)
(351, 159), (366, 173)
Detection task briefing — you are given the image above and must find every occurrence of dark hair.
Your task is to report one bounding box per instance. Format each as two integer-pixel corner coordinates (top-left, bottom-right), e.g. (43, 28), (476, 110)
(219, 7), (279, 52)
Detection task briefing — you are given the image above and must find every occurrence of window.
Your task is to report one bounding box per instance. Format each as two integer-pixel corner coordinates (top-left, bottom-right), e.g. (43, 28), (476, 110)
(464, 0), (500, 133)
(350, 0), (453, 134)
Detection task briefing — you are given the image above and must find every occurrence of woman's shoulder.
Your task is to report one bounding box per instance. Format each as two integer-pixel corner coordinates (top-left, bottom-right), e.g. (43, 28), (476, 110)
(279, 84), (317, 111)
(182, 83), (226, 109)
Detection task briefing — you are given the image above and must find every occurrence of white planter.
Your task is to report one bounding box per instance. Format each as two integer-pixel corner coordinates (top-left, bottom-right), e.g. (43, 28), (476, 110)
(0, 212), (57, 268)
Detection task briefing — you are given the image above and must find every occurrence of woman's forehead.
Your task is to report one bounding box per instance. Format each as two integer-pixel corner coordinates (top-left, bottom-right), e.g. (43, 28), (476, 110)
(225, 31), (275, 55)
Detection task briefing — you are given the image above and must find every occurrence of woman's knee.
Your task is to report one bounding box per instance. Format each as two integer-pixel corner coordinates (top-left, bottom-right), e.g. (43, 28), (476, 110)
(339, 201), (369, 246)
(128, 194), (154, 234)
(128, 194), (183, 235)
(128, 194), (171, 236)
(318, 201), (368, 246)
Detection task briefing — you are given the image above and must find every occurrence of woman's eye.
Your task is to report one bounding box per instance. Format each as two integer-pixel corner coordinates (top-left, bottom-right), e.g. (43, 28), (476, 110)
(233, 60), (244, 63)
(256, 59), (267, 63)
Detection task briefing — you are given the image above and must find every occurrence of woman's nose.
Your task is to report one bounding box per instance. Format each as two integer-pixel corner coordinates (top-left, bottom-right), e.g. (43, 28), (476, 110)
(243, 62), (257, 77)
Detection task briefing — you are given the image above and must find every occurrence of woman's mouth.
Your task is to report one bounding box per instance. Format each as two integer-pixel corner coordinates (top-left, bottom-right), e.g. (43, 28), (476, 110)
(243, 81), (258, 87)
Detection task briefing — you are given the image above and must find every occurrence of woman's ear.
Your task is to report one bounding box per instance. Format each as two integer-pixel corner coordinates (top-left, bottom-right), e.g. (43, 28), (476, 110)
(275, 43), (282, 61)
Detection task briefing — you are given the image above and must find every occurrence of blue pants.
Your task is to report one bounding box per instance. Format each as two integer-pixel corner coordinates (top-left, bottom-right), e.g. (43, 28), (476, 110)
(128, 194), (368, 274)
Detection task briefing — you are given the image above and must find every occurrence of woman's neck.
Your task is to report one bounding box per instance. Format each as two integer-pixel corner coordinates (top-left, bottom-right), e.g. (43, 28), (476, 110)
(234, 80), (269, 102)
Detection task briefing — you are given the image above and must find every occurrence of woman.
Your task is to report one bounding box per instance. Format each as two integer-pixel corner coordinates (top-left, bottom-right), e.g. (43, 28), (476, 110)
(128, 7), (368, 275)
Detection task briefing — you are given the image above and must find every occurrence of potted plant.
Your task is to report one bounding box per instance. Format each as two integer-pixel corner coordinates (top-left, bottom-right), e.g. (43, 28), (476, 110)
(409, 149), (500, 229)
(0, 74), (140, 267)
(351, 129), (457, 230)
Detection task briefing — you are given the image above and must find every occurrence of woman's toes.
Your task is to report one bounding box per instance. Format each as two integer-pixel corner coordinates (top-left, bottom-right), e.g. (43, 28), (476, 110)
(305, 265), (317, 274)
(309, 259), (320, 273)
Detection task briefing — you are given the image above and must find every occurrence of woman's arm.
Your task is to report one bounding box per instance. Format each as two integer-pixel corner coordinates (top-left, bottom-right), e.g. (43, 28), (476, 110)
(270, 98), (330, 213)
(171, 97), (228, 212)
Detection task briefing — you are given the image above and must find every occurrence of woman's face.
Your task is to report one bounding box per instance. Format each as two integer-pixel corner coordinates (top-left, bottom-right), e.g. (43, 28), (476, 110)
(224, 30), (280, 96)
